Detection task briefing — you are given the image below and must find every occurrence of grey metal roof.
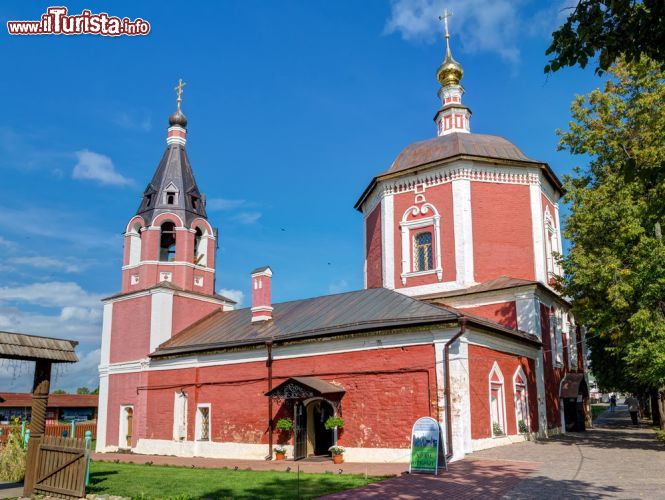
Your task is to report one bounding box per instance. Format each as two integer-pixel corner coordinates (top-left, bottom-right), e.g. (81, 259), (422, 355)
(386, 132), (535, 175)
(151, 287), (540, 358)
(0, 332), (78, 363)
(152, 288), (459, 357)
(136, 143), (207, 227)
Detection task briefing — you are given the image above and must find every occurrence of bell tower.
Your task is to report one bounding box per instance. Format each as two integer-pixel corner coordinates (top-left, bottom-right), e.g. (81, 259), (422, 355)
(121, 79), (216, 296)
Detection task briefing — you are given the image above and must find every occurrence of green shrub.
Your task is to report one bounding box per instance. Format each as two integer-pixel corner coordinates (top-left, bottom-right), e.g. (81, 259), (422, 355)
(518, 420), (528, 433)
(492, 422), (504, 436)
(0, 427), (27, 481)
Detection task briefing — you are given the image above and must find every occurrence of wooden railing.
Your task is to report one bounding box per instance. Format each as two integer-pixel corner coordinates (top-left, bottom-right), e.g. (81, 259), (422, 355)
(0, 421), (97, 443)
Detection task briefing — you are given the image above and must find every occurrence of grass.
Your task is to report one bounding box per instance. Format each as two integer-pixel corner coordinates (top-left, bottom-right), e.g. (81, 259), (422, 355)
(654, 427), (665, 444)
(88, 461), (387, 499)
(591, 404), (609, 421)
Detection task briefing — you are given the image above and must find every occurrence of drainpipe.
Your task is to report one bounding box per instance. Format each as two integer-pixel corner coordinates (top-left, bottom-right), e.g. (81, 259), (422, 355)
(444, 317), (467, 461)
(265, 341), (274, 460)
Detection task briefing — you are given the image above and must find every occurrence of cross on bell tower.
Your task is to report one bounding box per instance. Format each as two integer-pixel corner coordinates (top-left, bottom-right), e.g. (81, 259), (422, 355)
(434, 9), (471, 136)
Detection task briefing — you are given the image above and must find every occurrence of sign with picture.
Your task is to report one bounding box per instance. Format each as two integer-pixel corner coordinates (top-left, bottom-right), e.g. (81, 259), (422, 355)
(409, 416), (447, 474)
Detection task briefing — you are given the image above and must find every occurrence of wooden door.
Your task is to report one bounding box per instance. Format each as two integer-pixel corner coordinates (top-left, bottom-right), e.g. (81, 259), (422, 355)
(126, 408), (133, 447)
(294, 402), (307, 460)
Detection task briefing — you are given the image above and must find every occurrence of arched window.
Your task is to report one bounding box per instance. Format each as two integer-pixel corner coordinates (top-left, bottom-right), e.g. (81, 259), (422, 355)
(489, 363), (506, 436)
(413, 232), (433, 272)
(513, 367), (529, 434)
(159, 222), (177, 262)
(193, 227), (207, 266)
(128, 222), (142, 266)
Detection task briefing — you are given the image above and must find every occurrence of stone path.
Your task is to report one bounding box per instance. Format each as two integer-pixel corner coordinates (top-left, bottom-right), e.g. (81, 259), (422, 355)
(473, 405), (664, 499)
(0, 482), (23, 500)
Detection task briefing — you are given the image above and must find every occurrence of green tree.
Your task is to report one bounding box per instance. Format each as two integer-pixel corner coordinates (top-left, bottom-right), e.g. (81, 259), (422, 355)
(51, 389), (67, 394)
(76, 387), (91, 395)
(545, 0), (665, 75)
(558, 56), (665, 425)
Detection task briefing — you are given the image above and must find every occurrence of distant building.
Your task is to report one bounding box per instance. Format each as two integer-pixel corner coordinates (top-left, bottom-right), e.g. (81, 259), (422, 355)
(97, 22), (588, 462)
(0, 393), (98, 424)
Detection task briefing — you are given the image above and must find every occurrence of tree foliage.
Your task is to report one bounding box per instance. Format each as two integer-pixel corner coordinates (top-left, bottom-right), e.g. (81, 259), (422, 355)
(558, 56), (665, 392)
(76, 386), (90, 395)
(545, 0), (665, 75)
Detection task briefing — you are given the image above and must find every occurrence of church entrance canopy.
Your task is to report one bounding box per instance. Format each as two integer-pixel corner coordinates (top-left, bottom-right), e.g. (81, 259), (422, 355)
(266, 376), (345, 401)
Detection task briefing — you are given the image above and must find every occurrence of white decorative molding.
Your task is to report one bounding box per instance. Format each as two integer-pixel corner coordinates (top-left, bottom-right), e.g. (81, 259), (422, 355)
(400, 203), (443, 283)
(380, 192), (395, 289)
(452, 178), (474, 286)
(193, 276), (204, 287)
(530, 183), (547, 284)
(149, 291), (174, 352)
(159, 271), (173, 283)
(123, 261), (215, 273)
(130, 274), (140, 285)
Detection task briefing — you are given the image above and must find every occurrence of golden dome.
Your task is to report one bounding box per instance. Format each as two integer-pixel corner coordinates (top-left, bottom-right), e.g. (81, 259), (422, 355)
(436, 43), (463, 87)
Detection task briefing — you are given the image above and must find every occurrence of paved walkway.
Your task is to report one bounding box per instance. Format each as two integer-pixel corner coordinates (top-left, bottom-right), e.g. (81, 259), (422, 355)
(0, 482), (23, 500)
(473, 406), (663, 499)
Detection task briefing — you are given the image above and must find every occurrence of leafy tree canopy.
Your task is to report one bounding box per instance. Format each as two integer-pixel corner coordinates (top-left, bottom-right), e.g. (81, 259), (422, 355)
(76, 387), (91, 395)
(546, 0), (665, 75)
(558, 56), (665, 391)
(51, 389), (67, 394)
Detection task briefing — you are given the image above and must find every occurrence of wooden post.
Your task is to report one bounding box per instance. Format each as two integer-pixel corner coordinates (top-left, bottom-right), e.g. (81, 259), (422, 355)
(23, 360), (51, 496)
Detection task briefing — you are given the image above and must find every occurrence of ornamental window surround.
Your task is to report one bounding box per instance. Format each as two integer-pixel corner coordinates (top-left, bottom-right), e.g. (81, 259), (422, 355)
(400, 203), (443, 284)
(489, 363), (506, 437)
(550, 308), (564, 368)
(513, 367), (529, 433)
(195, 404), (211, 442)
(173, 390), (188, 441)
(159, 221), (177, 262)
(127, 222), (143, 266)
(544, 207), (561, 279)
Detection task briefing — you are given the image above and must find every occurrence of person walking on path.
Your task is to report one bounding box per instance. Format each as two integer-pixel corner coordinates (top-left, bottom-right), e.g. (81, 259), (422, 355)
(610, 394), (617, 412)
(625, 395), (640, 425)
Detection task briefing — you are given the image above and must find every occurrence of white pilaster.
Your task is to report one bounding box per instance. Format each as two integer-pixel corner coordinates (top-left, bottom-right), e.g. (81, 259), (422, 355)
(380, 192), (395, 289)
(452, 178), (474, 286)
(535, 349), (548, 437)
(449, 337), (471, 459)
(96, 302), (113, 452)
(530, 183), (547, 283)
(150, 290), (174, 352)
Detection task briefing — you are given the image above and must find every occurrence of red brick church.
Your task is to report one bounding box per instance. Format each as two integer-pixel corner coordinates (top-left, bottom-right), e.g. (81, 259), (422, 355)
(96, 29), (588, 463)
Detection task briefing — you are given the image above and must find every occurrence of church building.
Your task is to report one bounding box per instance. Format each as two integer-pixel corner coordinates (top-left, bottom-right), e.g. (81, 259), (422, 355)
(96, 25), (588, 463)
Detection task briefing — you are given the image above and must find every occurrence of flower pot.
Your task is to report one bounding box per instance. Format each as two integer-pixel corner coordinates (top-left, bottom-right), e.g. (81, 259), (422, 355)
(332, 454), (344, 464)
(275, 452), (286, 461)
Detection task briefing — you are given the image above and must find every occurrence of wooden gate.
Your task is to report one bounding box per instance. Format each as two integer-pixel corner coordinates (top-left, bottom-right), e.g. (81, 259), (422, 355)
(294, 402), (307, 460)
(33, 435), (89, 499)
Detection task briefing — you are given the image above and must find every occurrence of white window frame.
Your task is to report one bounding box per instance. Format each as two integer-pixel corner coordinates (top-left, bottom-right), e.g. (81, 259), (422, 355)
(128, 223), (143, 266)
(400, 203), (443, 284)
(118, 405), (133, 449)
(163, 182), (180, 205)
(195, 403), (211, 442)
(173, 391), (188, 441)
(550, 310), (564, 368)
(488, 362), (507, 437)
(513, 366), (529, 433)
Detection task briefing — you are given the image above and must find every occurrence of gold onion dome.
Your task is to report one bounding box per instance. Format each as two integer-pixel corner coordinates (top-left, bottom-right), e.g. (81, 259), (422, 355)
(436, 43), (463, 87)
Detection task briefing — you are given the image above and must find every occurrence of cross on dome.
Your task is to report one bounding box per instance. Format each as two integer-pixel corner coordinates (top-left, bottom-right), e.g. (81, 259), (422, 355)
(169, 78), (188, 129)
(175, 78), (186, 110)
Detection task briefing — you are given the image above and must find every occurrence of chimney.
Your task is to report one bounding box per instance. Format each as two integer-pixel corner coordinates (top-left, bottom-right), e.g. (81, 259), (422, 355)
(251, 266), (273, 322)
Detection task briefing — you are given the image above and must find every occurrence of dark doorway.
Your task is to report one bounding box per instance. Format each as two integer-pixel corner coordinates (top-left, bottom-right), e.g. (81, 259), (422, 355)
(293, 399), (335, 460)
(563, 395), (587, 432)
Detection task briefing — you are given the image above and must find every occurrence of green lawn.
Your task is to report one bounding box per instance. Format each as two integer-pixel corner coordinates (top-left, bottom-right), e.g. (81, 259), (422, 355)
(88, 461), (387, 499)
(591, 404), (609, 421)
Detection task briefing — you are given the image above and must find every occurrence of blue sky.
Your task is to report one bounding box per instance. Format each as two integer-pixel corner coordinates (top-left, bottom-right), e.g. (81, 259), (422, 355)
(0, 0), (601, 392)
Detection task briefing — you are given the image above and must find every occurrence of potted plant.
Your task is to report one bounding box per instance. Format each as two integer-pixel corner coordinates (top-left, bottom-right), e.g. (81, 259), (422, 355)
(329, 445), (345, 464)
(275, 418), (294, 431)
(492, 422), (504, 437)
(324, 416), (344, 430)
(274, 445), (287, 461)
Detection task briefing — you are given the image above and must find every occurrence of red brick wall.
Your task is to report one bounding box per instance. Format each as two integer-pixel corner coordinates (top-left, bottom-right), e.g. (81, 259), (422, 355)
(393, 183), (456, 288)
(458, 302), (518, 329)
(106, 372), (143, 447)
(365, 205), (383, 288)
(471, 183), (535, 282)
(110, 296), (151, 364)
(171, 296), (221, 336)
(141, 344), (437, 449)
(468, 344), (538, 439)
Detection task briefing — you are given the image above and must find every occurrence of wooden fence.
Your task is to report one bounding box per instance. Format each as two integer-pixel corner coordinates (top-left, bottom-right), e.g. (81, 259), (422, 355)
(0, 421), (96, 443)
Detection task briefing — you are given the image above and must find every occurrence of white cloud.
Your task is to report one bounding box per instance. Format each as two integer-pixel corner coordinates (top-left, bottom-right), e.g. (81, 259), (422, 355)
(0, 281), (103, 309)
(328, 279), (349, 294)
(114, 112), (152, 132)
(218, 288), (244, 306)
(9, 256), (86, 273)
(207, 198), (247, 211)
(385, 0), (528, 64)
(0, 236), (16, 249)
(73, 150), (133, 187)
(232, 212), (262, 224)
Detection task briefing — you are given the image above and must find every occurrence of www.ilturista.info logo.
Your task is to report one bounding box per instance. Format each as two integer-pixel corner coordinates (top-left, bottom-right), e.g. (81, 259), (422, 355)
(7, 6), (151, 36)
